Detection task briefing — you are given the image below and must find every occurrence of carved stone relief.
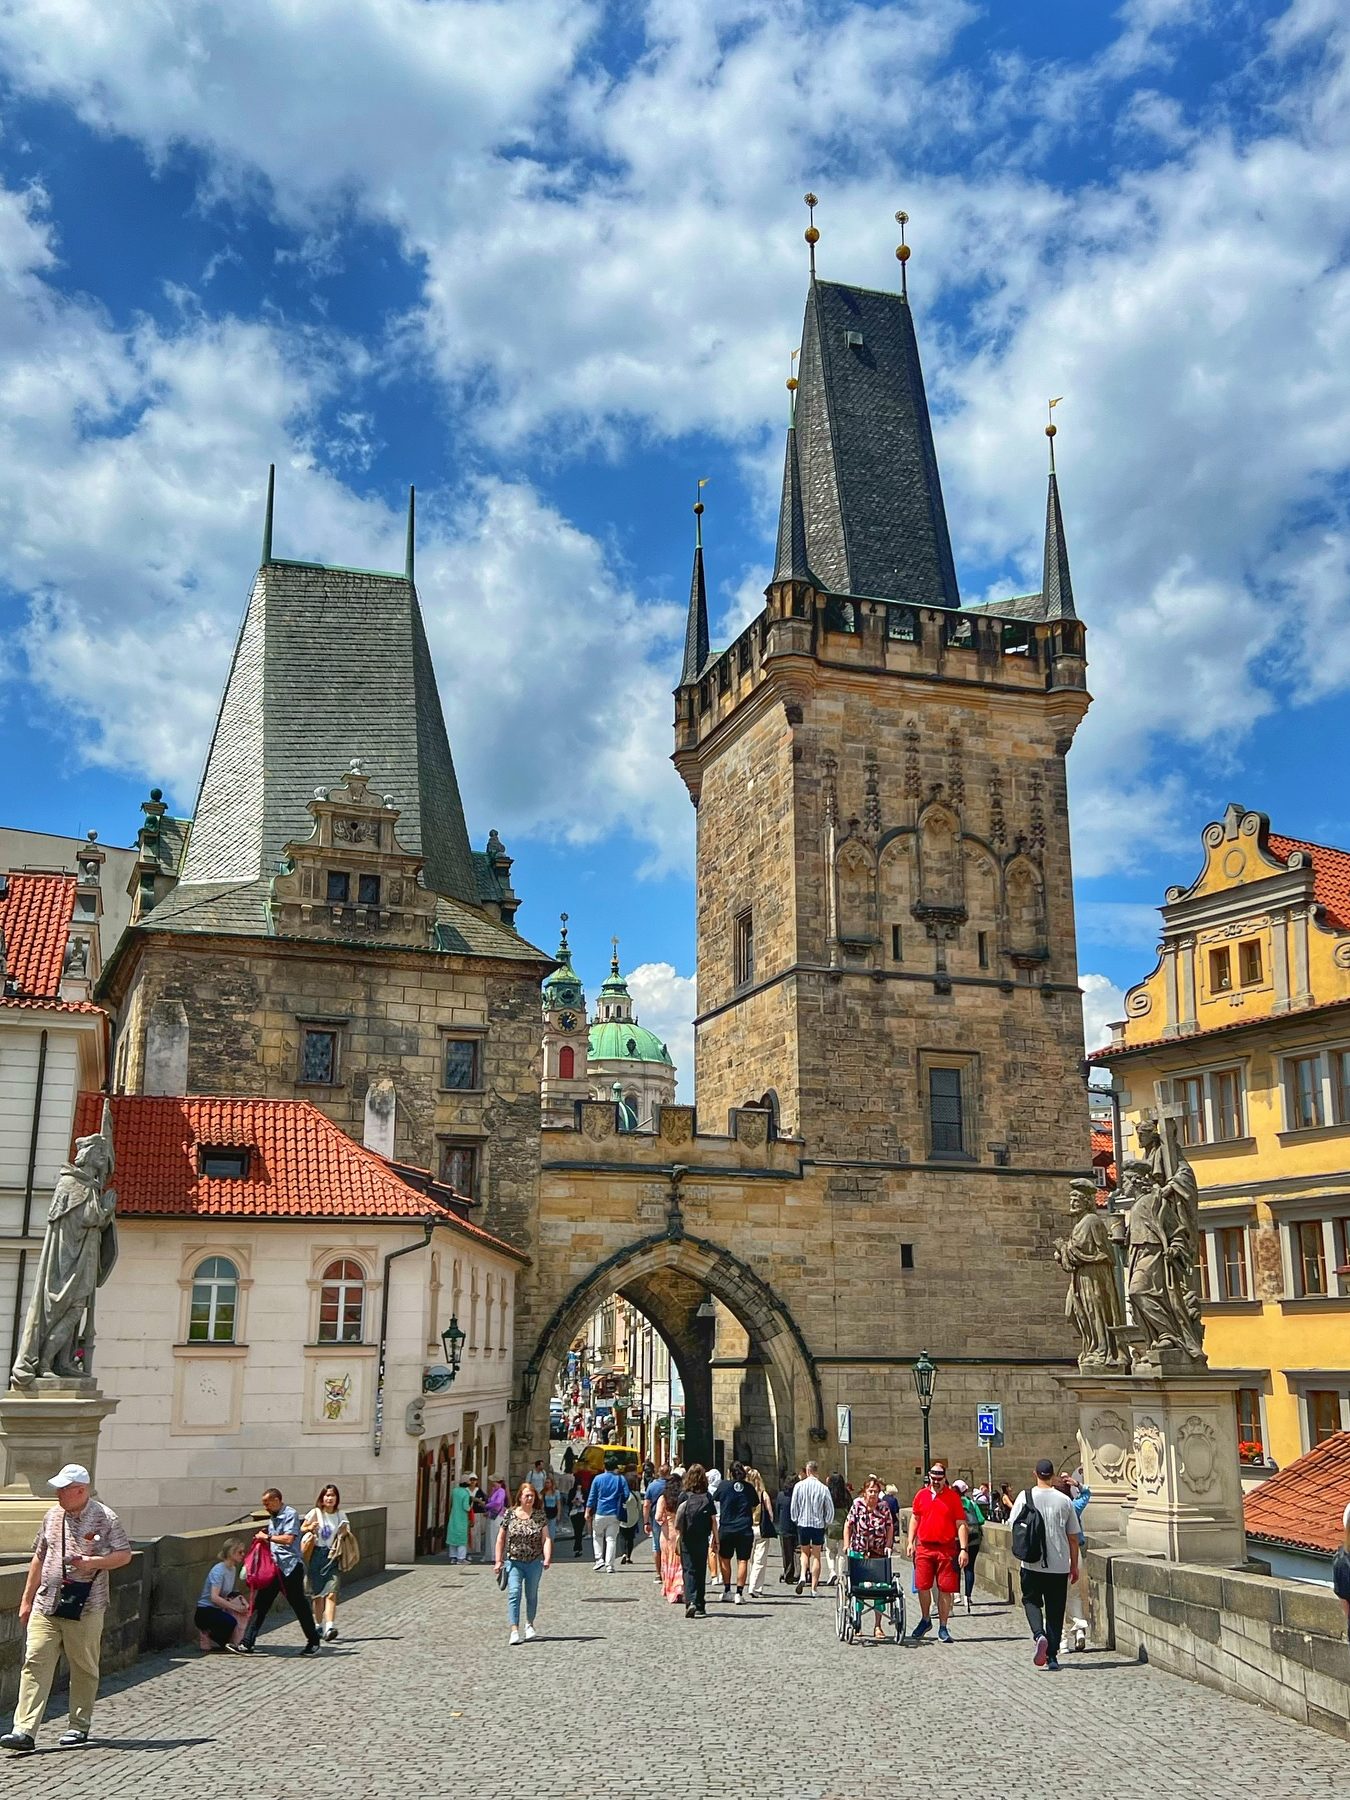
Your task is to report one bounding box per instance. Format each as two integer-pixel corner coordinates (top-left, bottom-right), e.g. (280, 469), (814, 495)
(1133, 1418), (1166, 1495)
(1177, 1415), (1218, 1497)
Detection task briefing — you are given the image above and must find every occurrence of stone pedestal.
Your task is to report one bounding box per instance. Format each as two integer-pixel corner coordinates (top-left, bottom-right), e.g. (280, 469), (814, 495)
(0, 1381), (120, 1554)
(1057, 1362), (1247, 1566)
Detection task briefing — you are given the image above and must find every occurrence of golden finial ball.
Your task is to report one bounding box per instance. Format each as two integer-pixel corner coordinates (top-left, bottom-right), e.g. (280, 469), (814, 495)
(896, 243), (911, 262)
(804, 226), (820, 244)
(1045, 423), (1057, 438)
(804, 191), (819, 208)
(786, 376), (798, 391)
(895, 210), (909, 225)
(693, 501), (705, 515)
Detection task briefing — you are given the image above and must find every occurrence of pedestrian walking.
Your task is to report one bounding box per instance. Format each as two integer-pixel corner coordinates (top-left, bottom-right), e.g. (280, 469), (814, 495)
(194, 1536), (250, 1652)
(302, 1484), (354, 1642)
(998, 1481), (1014, 1520)
(447, 1477), (473, 1562)
(619, 1486), (642, 1562)
(675, 1464), (719, 1618)
(714, 1461), (757, 1604)
(240, 1487), (323, 1654)
(823, 1472), (851, 1585)
(843, 1475), (896, 1642)
(494, 1481), (553, 1645)
(905, 1460), (969, 1643)
(656, 1468), (684, 1603)
(790, 1460), (834, 1595)
(541, 1473), (560, 1542)
(528, 1458), (548, 1494)
(1, 1463), (133, 1753)
(952, 1479), (984, 1612)
(1009, 1458), (1080, 1671)
(745, 1468), (775, 1597)
(568, 1478), (588, 1558)
(1058, 1469), (1091, 1650)
(882, 1483), (901, 1527)
(644, 1463), (670, 1584)
(585, 1454), (631, 1573)
(562, 1445), (576, 1474)
(486, 1475), (509, 1528)
(775, 1474), (798, 1583)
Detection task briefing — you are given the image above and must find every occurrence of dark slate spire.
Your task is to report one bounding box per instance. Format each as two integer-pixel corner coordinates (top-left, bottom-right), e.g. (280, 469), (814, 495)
(790, 279), (960, 606)
(679, 492), (710, 685)
(771, 421), (814, 585)
(1041, 469), (1076, 621)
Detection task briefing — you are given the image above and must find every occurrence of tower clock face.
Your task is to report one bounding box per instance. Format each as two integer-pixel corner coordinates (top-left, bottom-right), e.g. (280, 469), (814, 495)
(559, 1011), (577, 1031)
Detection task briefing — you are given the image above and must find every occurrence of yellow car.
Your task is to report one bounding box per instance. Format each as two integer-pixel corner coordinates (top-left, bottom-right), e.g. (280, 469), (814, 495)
(575, 1444), (642, 1477)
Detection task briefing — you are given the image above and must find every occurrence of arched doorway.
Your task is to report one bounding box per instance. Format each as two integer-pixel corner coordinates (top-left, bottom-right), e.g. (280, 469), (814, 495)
(518, 1232), (824, 1480)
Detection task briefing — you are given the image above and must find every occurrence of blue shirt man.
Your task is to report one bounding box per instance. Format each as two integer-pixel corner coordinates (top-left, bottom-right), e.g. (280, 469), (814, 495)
(587, 1467), (630, 1518)
(240, 1487), (322, 1652)
(266, 1502), (304, 1575)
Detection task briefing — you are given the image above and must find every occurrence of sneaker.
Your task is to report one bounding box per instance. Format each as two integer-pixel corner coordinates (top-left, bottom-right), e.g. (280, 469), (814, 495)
(225, 1642), (248, 1654)
(694, 1608), (707, 1617)
(1073, 1623), (1088, 1652)
(524, 1625), (537, 1641)
(1, 1733), (36, 1754)
(721, 1588), (733, 1603)
(509, 1628), (521, 1646)
(938, 1625), (953, 1643)
(1047, 1656), (1061, 1671)
(795, 1579), (805, 1595)
(326, 1626), (339, 1642)
(734, 1591), (744, 1606)
(58, 1731), (88, 1748)
(299, 1642), (320, 1656)
(685, 1605), (697, 1618)
(594, 1561), (604, 1571)
(909, 1617), (933, 1642)
(1033, 1634), (1049, 1668)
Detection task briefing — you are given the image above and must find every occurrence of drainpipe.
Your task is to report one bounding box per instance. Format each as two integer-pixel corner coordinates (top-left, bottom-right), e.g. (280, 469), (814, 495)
(10, 1029), (48, 1371)
(373, 1220), (435, 1457)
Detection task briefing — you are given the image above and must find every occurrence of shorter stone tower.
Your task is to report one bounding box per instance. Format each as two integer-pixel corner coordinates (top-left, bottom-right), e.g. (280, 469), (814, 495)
(540, 916), (592, 1125)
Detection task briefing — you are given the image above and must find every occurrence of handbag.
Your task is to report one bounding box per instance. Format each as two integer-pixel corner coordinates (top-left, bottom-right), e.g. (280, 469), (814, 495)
(242, 1536), (280, 1590)
(52, 1516), (94, 1621)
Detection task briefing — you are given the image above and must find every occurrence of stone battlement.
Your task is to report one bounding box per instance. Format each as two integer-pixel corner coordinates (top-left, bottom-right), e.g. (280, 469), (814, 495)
(541, 1100), (804, 1171)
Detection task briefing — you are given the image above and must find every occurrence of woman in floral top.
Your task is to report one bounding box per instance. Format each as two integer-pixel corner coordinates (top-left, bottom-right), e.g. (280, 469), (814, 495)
(842, 1474), (896, 1641)
(494, 1481), (553, 1646)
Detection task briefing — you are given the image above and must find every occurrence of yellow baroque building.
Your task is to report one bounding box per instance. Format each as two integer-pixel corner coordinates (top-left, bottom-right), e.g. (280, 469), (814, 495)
(1092, 802), (1350, 1473)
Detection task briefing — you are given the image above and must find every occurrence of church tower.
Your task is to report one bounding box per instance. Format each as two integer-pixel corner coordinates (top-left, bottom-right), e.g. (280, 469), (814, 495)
(673, 216), (1090, 1355)
(540, 915), (591, 1125)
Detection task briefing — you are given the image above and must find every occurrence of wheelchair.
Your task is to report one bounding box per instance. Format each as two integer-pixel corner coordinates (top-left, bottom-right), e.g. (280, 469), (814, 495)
(835, 1551), (906, 1644)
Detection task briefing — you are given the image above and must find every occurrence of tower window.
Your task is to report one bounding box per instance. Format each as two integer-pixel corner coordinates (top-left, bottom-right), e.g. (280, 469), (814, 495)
(442, 1037), (481, 1091)
(977, 931), (989, 969)
(1209, 946), (1232, 993)
(326, 870), (350, 904)
(891, 924), (903, 963)
(927, 1066), (966, 1158)
(300, 1027), (338, 1086)
(439, 1140), (479, 1197)
(900, 1243), (914, 1270)
(559, 1046), (575, 1080)
(734, 911), (755, 986)
(357, 873), (381, 907)
(1238, 939), (1262, 985)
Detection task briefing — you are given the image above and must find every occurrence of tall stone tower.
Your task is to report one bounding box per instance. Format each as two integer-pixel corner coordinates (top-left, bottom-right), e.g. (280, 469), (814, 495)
(540, 916), (591, 1125)
(672, 241), (1091, 1437)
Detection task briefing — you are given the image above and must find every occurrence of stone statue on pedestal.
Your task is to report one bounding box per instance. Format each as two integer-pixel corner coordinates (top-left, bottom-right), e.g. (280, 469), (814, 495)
(10, 1104), (118, 1390)
(1055, 1177), (1127, 1370)
(1119, 1154), (1206, 1367)
(1136, 1115), (1203, 1358)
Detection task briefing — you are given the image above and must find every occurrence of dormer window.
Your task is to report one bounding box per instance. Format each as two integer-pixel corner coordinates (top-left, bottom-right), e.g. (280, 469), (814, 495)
(327, 871), (350, 904)
(358, 873), (381, 907)
(199, 1147), (251, 1180)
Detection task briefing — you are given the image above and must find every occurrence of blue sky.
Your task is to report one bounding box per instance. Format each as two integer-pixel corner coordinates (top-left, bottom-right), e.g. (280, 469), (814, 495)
(1, 0), (1348, 1088)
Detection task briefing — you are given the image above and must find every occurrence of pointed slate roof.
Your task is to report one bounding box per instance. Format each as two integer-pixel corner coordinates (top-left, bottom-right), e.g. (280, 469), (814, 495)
(787, 279), (959, 606)
(680, 541), (710, 686)
(771, 422), (814, 585)
(1041, 471), (1077, 620)
(156, 558), (481, 933)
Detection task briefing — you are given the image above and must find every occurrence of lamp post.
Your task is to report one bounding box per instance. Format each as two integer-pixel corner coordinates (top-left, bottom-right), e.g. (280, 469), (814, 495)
(912, 1349), (938, 1474)
(440, 1314), (466, 1382)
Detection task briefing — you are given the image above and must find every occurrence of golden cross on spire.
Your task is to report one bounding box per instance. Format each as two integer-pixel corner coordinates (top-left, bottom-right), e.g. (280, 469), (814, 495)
(1046, 396), (1063, 473)
(895, 210), (910, 299)
(611, 933), (620, 973)
(803, 192), (820, 278)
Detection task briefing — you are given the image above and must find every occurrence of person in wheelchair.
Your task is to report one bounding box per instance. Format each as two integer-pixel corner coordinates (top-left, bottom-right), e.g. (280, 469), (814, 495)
(842, 1474), (897, 1642)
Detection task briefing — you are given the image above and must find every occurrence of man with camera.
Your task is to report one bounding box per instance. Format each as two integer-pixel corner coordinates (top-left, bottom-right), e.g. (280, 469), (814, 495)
(1, 1463), (132, 1754)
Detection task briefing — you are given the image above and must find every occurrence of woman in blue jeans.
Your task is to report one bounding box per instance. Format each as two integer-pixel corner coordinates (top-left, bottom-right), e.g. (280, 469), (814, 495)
(494, 1481), (553, 1646)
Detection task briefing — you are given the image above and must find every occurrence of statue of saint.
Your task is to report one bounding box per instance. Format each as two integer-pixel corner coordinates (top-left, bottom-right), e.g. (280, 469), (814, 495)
(11, 1104), (118, 1389)
(1119, 1155), (1205, 1365)
(1054, 1177), (1127, 1370)
(1135, 1115), (1204, 1359)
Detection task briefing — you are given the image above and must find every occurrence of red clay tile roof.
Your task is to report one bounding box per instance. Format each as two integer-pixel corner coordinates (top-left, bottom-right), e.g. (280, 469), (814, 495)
(1268, 832), (1350, 931)
(0, 873), (76, 998)
(1091, 1122), (1116, 1187)
(1089, 993), (1350, 1063)
(72, 1092), (527, 1259)
(1243, 1431), (1350, 1556)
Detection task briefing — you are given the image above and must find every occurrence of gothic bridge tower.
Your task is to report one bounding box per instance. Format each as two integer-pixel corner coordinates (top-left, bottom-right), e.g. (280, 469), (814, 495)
(672, 220), (1092, 1433)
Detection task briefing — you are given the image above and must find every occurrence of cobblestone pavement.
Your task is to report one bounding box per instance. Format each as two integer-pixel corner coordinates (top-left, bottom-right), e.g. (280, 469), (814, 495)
(4, 1551), (1348, 1798)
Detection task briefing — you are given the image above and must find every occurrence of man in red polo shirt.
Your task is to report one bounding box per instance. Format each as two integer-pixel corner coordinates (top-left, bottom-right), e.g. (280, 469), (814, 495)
(905, 1460), (969, 1642)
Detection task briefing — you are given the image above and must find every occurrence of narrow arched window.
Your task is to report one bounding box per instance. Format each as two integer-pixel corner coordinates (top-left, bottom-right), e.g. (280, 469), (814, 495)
(189, 1257), (239, 1342)
(559, 1045), (575, 1080)
(318, 1258), (366, 1343)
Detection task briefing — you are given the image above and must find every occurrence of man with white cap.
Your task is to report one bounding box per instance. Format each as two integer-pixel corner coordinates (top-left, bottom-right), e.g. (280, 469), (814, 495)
(1, 1463), (131, 1754)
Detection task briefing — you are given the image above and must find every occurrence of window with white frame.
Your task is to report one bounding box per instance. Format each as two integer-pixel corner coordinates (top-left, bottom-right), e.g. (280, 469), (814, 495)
(1170, 1066), (1247, 1145)
(1305, 1388), (1348, 1448)
(1200, 1221), (1253, 1302)
(1282, 1047), (1350, 1132)
(317, 1258), (366, 1343)
(1235, 1388), (1266, 1462)
(498, 1276), (509, 1351)
(1288, 1218), (1330, 1296)
(188, 1256), (239, 1342)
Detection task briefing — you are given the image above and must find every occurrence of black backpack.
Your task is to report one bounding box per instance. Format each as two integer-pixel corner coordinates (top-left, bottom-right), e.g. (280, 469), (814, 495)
(1010, 1488), (1046, 1564)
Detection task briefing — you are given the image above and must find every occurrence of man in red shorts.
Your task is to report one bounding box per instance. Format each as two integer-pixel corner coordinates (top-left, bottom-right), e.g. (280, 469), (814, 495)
(905, 1460), (969, 1643)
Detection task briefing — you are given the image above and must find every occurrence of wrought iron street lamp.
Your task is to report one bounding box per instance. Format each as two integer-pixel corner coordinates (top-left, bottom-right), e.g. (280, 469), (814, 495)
(440, 1314), (466, 1380)
(912, 1348), (938, 1474)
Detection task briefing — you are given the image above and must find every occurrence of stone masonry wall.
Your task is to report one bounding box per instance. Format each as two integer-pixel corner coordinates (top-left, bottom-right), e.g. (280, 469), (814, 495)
(115, 936), (542, 1249)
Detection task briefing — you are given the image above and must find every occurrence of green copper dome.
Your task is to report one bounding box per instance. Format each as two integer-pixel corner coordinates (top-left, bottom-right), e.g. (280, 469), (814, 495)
(588, 1020), (673, 1065)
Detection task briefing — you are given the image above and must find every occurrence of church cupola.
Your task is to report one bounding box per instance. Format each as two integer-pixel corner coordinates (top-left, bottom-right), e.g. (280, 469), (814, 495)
(541, 913), (591, 1126)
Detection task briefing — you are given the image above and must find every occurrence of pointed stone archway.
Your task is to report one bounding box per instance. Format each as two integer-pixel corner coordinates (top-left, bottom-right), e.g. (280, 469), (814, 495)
(515, 1231), (825, 1480)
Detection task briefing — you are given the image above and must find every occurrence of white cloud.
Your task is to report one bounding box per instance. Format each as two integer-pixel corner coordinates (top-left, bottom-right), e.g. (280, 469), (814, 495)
(626, 961), (696, 1101)
(1080, 972), (1127, 1053)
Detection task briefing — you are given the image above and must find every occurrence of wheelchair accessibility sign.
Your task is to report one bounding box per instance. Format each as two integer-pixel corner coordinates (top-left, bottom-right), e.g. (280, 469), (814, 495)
(976, 1404), (1002, 1442)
